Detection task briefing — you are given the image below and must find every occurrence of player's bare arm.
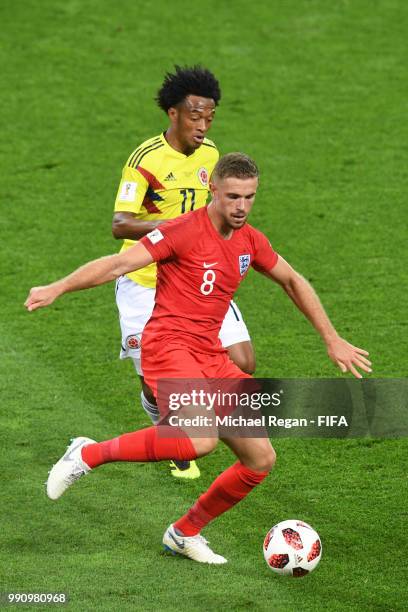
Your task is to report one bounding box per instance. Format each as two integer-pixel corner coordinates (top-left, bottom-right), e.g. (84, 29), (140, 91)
(25, 243), (153, 312)
(112, 212), (165, 240)
(264, 255), (371, 379)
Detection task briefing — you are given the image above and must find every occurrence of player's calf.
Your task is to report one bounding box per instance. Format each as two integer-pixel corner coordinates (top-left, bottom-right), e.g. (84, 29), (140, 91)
(140, 390), (160, 424)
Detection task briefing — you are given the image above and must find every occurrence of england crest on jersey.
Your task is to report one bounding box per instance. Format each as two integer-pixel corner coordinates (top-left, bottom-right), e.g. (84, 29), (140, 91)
(239, 254), (251, 275)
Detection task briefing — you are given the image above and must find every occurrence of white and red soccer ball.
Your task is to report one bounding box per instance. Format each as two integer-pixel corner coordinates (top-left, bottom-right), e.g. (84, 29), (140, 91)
(263, 519), (322, 577)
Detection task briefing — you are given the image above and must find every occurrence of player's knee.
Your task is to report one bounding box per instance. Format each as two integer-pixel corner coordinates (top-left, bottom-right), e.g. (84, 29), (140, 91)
(253, 447), (276, 473)
(193, 437), (218, 457)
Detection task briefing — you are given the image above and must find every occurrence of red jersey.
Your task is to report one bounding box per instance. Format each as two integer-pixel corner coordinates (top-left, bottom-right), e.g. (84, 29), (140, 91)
(140, 206), (278, 354)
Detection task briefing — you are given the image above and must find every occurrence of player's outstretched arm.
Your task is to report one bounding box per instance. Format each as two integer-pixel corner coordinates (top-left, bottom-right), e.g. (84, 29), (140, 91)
(264, 256), (372, 379)
(25, 242), (153, 312)
(112, 212), (165, 240)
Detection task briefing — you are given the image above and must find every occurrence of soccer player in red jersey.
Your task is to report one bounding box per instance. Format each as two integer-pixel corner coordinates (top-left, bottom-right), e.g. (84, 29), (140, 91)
(113, 66), (254, 479)
(25, 153), (371, 564)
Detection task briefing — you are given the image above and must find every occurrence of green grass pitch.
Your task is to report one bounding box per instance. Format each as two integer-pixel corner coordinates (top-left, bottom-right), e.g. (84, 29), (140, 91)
(1, 0), (407, 610)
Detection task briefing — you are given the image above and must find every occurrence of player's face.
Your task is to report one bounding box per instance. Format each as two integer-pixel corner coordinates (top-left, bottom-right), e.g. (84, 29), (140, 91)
(210, 176), (258, 229)
(168, 95), (216, 154)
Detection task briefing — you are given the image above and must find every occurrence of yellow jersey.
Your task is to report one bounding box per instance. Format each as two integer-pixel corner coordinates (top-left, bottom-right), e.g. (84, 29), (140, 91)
(114, 132), (219, 287)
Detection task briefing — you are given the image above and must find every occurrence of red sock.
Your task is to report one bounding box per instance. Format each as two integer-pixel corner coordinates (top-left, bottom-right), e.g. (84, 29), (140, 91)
(174, 462), (269, 536)
(81, 426), (197, 469)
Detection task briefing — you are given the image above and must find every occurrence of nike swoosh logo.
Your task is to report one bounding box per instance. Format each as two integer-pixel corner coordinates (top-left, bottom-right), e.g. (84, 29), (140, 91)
(63, 440), (84, 461)
(168, 531), (185, 549)
(203, 262), (218, 268)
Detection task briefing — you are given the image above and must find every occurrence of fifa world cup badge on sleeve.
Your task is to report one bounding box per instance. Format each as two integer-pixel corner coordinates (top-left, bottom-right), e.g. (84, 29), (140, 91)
(147, 229), (164, 244)
(239, 254), (251, 275)
(119, 181), (137, 202)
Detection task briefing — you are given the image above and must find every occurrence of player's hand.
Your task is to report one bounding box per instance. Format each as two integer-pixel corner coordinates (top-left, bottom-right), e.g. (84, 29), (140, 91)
(24, 284), (61, 312)
(326, 336), (372, 379)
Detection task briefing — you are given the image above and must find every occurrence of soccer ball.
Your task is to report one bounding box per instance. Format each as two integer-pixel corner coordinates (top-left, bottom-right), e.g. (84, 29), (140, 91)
(263, 519), (322, 577)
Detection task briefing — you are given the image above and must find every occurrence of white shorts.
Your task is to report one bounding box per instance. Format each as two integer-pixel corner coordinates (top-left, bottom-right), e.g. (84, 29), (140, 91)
(115, 275), (251, 375)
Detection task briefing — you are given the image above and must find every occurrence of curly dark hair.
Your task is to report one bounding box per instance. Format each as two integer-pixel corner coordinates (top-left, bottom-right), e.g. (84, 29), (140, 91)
(156, 65), (221, 112)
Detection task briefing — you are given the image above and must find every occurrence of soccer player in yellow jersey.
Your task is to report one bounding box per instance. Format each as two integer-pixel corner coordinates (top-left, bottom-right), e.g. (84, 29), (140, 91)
(112, 66), (255, 479)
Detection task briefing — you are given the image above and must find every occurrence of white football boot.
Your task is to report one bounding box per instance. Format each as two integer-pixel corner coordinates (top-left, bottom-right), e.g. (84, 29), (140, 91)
(46, 437), (95, 500)
(163, 524), (227, 564)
